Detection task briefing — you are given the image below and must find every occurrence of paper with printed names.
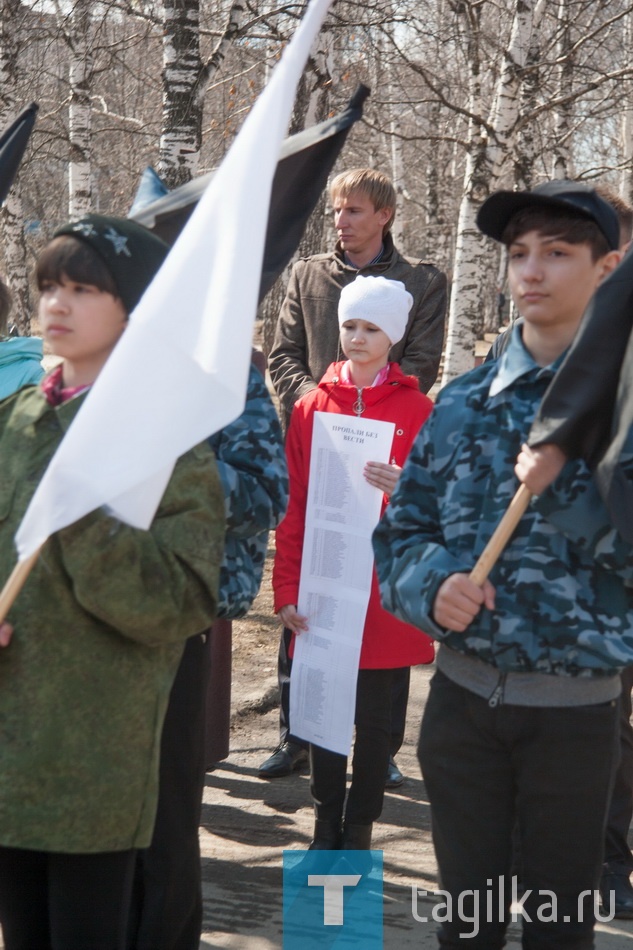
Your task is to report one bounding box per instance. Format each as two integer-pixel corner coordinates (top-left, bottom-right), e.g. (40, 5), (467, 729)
(290, 411), (395, 755)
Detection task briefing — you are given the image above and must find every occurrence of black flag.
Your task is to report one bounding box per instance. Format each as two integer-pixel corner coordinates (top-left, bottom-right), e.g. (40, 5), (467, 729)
(130, 86), (370, 302)
(0, 103), (38, 206)
(529, 246), (633, 541)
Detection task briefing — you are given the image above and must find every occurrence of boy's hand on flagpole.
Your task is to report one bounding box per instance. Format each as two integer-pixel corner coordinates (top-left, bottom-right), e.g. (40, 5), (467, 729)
(433, 573), (496, 632)
(278, 605), (309, 635)
(364, 460), (401, 498)
(0, 622), (13, 647)
(515, 442), (567, 495)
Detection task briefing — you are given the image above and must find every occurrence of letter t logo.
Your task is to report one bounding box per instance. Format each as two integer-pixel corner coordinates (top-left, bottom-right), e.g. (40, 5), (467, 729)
(307, 874), (362, 925)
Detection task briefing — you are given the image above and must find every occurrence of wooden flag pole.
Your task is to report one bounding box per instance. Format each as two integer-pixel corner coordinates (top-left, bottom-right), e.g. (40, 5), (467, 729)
(0, 547), (42, 624)
(469, 484), (532, 587)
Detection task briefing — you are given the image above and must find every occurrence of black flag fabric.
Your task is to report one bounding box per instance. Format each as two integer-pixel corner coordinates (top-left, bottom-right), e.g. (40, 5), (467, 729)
(130, 85), (370, 302)
(529, 246), (633, 541)
(0, 103), (38, 207)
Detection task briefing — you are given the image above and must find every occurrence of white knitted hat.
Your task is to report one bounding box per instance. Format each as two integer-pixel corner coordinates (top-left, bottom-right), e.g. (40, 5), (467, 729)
(338, 275), (413, 345)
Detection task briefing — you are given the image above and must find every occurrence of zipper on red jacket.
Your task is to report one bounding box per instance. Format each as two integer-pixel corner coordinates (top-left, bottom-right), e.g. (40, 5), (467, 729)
(353, 387), (365, 416)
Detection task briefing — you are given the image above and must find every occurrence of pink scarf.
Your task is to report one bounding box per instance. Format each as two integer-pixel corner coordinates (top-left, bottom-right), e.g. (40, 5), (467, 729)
(41, 365), (90, 407)
(340, 361), (390, 387)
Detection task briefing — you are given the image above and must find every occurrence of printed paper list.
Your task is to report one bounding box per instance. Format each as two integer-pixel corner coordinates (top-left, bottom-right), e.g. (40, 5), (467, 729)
(290, 411), (395, 755)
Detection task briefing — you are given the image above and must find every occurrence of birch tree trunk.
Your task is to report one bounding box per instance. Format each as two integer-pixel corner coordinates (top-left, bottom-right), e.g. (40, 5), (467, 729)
(551, 0), (573, 180)
(380, 15), (405, 252)
(389, 95), (406, 252)
(442, 0), (535, 384)
(514, 0), (546, 191)
(621, 10), (633, 205)
(159, 0), (245, 188)
(194, 0), (244, 103)
(0, 0), (32, 334)
(68, 0), (93, 219)
(426, 98), (450, 268)
(159, 0), (203, 187)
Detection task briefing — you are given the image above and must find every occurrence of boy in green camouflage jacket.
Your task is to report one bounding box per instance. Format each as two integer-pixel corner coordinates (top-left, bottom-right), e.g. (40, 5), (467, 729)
(374, 181), (633, 948)
(0, 214), (225, 949)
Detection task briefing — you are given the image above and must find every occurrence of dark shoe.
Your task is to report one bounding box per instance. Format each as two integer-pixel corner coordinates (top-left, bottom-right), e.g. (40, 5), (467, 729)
(600, 869), (633, 919)
(257, 741), (308, 778)
(309, 819), (342, 850)
(385, 755), (404, 788)
(341, 821), (373, 850)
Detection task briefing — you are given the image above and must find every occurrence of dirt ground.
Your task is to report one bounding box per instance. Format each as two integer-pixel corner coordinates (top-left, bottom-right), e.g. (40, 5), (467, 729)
(199, 544), (444, 948)
(197, 546), (633, 949)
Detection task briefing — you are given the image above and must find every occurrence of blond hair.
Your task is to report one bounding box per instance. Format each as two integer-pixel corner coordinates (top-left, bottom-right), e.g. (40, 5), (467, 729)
(330, 168), (396, 236)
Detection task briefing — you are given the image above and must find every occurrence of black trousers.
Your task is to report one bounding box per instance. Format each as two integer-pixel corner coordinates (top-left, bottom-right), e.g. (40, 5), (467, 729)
(604, 665), (633, 873)
(418, 670), (619, 949)
(310, 668), (396, 825)
(127, 633), (210, 950)
(0, 847), (135, 950)
(278, 625), (411, 754)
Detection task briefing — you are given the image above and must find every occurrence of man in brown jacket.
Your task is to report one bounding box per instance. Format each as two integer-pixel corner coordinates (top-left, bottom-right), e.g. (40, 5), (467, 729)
(269, 167), (447, 428)
(262, 168), (447, 783)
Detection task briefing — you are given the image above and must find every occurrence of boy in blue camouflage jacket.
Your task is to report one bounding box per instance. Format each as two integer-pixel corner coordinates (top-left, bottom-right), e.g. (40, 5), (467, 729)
(373, 181), (633, 949)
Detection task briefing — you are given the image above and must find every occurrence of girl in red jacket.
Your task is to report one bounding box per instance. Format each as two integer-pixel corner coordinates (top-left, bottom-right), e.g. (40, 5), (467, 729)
(273, 274), (434, 851)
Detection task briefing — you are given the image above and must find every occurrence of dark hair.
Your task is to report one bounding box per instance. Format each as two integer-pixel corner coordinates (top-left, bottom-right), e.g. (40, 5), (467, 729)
(594, 183), (633, 247)
(36, 235), (120, 300)
(501, 207), (611, 262)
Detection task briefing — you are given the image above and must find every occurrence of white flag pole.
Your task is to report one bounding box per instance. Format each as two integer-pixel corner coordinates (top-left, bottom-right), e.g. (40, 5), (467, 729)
(0, 547), (42, 623)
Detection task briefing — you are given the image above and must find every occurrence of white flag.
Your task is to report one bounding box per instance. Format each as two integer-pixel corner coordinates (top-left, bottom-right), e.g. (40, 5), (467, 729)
(15, 0), (334, 561)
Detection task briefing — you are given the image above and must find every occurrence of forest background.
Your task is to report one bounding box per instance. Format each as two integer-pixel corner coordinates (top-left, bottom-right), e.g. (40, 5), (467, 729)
(2, 0), (633, 381)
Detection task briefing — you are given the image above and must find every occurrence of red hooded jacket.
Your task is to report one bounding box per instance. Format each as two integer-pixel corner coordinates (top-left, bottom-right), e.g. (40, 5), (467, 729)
(273, 360), (435, 668)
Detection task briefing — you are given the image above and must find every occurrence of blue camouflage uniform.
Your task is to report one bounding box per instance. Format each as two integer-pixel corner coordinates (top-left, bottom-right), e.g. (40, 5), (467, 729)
(373, 323), (633, 950)
(210, 361), (289, 618)
(374, 324), (633, 678)
(129, 360), (289, 949)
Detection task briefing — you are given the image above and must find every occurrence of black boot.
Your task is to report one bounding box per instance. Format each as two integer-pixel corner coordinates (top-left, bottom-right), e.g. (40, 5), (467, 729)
(309, 819), (342, 850)
(341, 821), (372, 850)
(600, 867), (633, 919)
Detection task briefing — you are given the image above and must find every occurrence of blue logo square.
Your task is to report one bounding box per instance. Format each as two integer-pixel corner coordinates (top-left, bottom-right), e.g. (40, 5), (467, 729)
(283, 849), (383, 948)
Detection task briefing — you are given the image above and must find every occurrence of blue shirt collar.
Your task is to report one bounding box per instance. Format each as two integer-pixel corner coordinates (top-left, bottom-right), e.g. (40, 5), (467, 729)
(489, 319), (565, 397)
(343, 244), (384, 269)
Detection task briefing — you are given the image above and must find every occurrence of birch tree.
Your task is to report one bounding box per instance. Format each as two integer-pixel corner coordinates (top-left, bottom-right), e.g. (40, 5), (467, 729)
(441, 0), (535, 383)
(620, 9), (633, 203)
(513, 0), (546, 190)
(159, 0), (245, 187)
(67, 0), (93, 217)
(0, 0), (33, 334)
(159, 0), (203, 186)
(551, 0), (573, 179)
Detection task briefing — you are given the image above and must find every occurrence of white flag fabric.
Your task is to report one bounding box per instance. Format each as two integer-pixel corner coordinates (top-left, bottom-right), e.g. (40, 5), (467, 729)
(15, 0), (334, 561)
